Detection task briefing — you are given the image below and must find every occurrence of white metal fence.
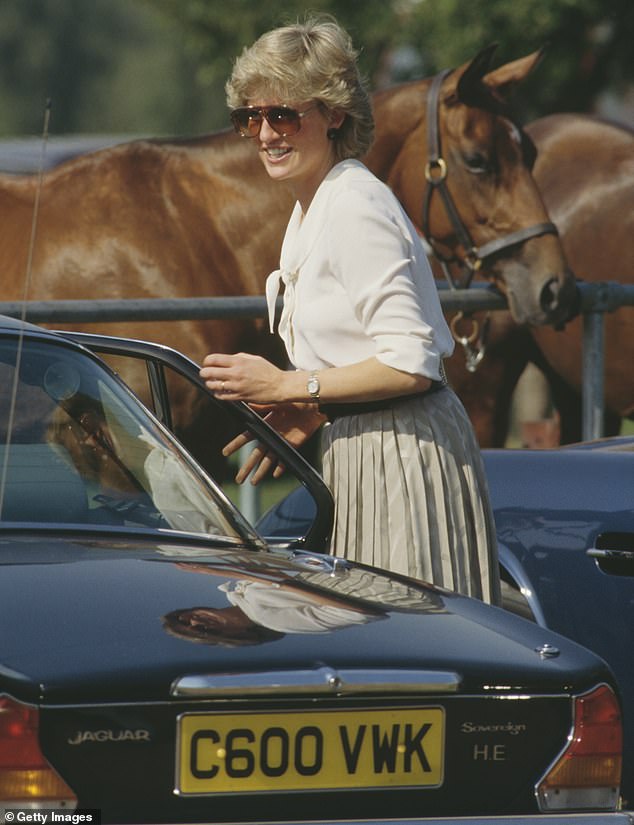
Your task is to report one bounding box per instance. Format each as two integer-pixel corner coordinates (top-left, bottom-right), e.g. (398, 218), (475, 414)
(1, 280), (633, 442)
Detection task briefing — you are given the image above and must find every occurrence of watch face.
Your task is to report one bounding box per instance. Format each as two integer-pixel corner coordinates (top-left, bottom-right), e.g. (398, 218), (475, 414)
(307, 376), (320, 396)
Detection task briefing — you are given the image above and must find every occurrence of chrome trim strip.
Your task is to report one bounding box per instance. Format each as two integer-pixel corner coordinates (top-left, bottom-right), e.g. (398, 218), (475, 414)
(30, 689), (574, 712)
(588, 547), (634, 562)
(170, 667), (461, 697)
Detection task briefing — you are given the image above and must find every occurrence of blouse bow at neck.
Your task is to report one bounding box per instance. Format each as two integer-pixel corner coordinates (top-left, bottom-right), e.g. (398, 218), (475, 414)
(265, 266), (298, 335)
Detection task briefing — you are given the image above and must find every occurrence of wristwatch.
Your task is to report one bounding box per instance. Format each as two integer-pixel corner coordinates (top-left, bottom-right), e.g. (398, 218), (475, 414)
(307, 371), (320, 401)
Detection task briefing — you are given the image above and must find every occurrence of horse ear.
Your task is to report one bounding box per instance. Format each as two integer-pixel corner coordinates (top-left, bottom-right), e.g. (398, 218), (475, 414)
(445, 43), (498, 106)
(452, 44), (547, 108)
(481, 46), (548, 102)
(451, 43), (500, 105)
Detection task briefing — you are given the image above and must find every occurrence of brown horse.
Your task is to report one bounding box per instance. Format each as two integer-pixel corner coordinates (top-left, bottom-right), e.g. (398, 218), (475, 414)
(0, 45), (576, 455)
(524, 113), (634, 441)
(429, 113), (634, 447)
(456, 113), (634, 446)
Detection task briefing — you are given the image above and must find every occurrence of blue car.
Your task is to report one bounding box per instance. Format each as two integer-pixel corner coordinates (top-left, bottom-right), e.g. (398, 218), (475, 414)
(0, 315), (630, 823)
(483, 442), (634, 807)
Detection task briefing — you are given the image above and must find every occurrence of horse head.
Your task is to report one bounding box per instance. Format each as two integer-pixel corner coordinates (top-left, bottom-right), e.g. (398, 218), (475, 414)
(368, 45), (578, 327)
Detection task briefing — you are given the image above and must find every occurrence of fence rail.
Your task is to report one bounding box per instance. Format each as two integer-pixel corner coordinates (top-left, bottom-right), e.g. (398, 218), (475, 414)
(2, 280), (633, 442)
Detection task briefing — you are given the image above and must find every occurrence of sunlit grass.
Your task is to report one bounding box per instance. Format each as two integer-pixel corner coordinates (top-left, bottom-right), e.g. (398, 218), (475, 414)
(222, 475), (299, 522)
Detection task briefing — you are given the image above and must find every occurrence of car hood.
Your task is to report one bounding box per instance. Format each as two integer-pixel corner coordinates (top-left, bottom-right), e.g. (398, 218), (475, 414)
(0, 534), (609, 704)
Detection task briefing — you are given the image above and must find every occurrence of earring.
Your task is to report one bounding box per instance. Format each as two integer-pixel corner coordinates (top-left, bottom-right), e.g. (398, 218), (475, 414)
(327, 127), (338, 140)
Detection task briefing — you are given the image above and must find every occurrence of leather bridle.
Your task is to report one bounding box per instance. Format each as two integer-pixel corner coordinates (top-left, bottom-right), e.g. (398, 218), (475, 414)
(421, 68), (558, 291)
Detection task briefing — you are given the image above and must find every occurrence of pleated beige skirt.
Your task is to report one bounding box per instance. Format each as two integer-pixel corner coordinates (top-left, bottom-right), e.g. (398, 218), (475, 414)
(321, 387), (501, 605)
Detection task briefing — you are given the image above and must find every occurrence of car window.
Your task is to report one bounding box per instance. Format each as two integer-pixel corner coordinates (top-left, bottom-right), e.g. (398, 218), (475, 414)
(57, 332), (334, 554)
(0, 337), (254, 542)
(100, 352), (304, 521)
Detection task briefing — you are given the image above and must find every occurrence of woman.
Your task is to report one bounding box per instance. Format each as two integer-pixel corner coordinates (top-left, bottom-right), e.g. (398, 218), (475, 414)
(200, 15), (500, 605)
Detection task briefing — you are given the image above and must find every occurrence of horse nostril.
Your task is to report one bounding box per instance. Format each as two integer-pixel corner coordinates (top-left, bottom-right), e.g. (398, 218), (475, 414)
(540, 274), (580, 328)
(539, 277), (560, 313)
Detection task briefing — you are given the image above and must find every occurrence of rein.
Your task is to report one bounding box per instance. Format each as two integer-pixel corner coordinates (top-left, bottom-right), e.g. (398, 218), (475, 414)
(421, 69), (558, 369)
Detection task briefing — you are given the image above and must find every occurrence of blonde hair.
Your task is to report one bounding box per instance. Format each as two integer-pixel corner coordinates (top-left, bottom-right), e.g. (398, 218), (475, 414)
(226, 15), (374, 161)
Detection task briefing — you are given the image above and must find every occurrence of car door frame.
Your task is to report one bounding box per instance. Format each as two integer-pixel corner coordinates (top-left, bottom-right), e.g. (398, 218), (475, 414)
(62, 330), (334, 554)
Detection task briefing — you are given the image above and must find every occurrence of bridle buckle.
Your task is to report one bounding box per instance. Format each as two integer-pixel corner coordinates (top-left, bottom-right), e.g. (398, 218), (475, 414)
(424, 157), (447, 184)
(465, 249), (482, 272)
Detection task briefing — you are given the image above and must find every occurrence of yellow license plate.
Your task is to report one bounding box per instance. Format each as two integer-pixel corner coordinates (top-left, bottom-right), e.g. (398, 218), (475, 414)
(176, 706), (444, 795)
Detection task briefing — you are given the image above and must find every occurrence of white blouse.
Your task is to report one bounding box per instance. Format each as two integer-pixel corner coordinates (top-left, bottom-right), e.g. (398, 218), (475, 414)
(266, 159), (454, 380)
(219, 580), (378, 633)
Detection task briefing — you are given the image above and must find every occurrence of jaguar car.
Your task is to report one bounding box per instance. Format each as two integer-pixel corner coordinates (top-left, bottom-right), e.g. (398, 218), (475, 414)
(0, 315), (629, 824)
(484, 441), (634, 808)
(260, 436), (634, 811)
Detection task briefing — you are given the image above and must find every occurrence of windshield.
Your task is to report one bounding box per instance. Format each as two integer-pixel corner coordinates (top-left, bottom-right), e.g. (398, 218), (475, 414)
(0, 335), (255, 542)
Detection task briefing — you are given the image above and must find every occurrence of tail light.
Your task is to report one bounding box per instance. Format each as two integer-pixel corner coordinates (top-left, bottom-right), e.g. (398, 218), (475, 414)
(537, 683), (622, 811)
(0, 695), (76, 808)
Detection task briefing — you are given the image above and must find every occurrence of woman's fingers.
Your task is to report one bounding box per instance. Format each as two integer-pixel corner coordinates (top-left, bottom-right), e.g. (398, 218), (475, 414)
(201, 352), (235, 368)
(250, 453), (279, 485)
(222, 430), (252, 457)
(272, 462), (286, 479)
(199, 353), (282, 404)
(200, 354), (234, 394)
(234, 446), (262, 483)
(232, 444), (282, 485)
(234, 444), (268, 483)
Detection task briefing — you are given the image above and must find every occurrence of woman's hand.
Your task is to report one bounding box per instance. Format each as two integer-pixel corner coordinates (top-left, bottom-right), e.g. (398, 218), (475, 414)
(224, 403), (325, 484)
(200, 352), (286, 404)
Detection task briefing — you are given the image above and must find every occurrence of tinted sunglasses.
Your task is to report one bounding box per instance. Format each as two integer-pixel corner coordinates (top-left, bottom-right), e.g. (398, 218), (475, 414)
(230, 104), (317, 138)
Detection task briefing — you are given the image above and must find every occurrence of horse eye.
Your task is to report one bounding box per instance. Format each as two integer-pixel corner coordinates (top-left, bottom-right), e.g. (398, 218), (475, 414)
(464, 152), (489, 174)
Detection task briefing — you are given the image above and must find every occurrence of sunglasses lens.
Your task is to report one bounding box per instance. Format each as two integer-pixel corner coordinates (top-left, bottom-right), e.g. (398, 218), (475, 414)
(230, 106), (303, 137)
(266, 107), (301, 136)
(230, 108), (261, 137)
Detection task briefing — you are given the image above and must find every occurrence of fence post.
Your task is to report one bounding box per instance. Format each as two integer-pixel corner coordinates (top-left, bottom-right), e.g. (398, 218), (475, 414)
(578, 281), (632, 442)
(238, 444), (260, 524)
(582, 311), (604, 441)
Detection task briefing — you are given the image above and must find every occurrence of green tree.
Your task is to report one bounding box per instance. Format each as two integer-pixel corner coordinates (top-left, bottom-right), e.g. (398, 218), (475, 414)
(0, 0), (210, 136)
(146, 0), (634, 125)
(146, 0), (409, 105)
(1, 0), (631, 139)
(406, 0), (634, 121)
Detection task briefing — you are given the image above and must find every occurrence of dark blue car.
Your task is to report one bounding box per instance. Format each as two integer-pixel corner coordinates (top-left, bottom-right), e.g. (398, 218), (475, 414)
(483, 442), (634, 807)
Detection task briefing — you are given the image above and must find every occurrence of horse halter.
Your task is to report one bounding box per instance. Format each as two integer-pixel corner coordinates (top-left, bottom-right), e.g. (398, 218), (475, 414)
(421, 68), (558, 291)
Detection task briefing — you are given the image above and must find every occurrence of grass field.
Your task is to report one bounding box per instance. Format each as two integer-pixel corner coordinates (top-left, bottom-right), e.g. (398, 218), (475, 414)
(222, 475), (300, 522)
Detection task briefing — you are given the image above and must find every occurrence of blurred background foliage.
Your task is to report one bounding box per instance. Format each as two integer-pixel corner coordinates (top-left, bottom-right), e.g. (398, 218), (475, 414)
(0, 0), (631, 138)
